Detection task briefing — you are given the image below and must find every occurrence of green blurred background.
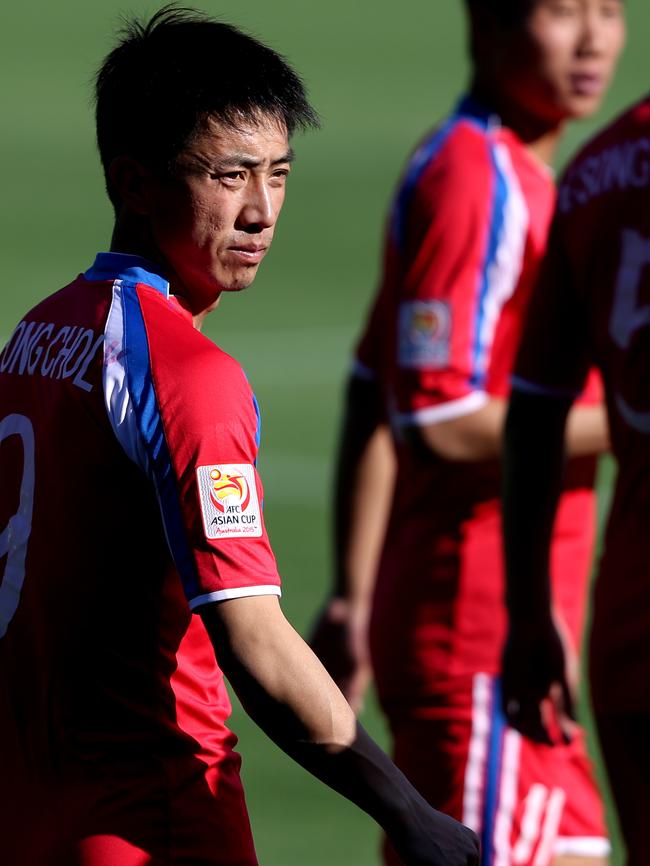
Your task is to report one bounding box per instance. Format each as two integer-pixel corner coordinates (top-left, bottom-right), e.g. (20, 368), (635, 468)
(1, 1), (645, 863)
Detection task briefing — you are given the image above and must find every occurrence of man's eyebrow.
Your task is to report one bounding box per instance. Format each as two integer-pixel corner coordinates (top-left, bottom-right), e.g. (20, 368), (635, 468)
(273, 148), (295, 166)
(213, 148), (295, 170)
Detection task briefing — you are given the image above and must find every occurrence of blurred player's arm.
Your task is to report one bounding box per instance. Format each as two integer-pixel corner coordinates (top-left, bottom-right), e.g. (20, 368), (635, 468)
(407, 394), (607, 462)
(201, 596), (479, 866)
(310, 371), (396, 710)
(501, 214), (592, 744)
(501, 388), (578, 744)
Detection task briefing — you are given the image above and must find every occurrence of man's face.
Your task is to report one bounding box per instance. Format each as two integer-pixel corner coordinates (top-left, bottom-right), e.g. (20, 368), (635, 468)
(498, 0), (626, 123)
(145, 113), (292, 311)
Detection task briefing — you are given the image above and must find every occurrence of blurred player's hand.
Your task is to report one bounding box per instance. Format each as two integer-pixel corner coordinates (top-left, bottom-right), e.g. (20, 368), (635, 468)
(309, 596), (372, 713)
(501, 612), (578, 746)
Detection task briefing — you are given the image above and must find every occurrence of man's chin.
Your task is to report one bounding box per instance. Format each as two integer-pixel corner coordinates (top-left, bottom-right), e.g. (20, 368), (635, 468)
(218, 268), (260, 293)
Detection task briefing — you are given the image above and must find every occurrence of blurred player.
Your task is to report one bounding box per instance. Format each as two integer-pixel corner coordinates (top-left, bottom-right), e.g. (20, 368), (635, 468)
(0, 8), (480, 866)
(502, 93), (650, 866)
(312, 1), (625, 865)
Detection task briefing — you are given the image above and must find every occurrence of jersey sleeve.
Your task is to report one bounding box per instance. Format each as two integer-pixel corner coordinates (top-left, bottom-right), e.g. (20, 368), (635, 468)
(391, 128), (529, 427)
(103, 281), (281, 610)
(512, 210), (592, 399)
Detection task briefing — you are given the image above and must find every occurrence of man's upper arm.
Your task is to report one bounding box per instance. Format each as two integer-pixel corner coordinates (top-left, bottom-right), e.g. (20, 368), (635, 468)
(104, 284), (281, 610)
(390, 128), (527, 434)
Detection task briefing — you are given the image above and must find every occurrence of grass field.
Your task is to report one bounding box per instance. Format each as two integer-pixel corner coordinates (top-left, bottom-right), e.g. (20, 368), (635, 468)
(1, 1), (647, 863)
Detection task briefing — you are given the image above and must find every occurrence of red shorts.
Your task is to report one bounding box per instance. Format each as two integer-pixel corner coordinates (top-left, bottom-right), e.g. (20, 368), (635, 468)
(382, 674), (608, 866)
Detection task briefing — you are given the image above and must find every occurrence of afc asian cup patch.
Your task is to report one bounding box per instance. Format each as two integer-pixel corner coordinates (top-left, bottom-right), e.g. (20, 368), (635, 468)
(196, 464), (262, 540)
(398, 300), (451, 369)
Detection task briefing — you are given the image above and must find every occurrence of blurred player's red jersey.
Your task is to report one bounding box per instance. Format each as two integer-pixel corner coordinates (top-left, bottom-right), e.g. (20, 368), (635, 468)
(514, 95), (650, 715)
(358, 98), (600, 700)
(0, 253), (280, 864)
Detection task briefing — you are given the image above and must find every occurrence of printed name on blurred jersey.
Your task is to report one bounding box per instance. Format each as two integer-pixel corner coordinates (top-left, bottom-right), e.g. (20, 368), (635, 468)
(0, 320), (104, 392)
(560, 137), (650, 213)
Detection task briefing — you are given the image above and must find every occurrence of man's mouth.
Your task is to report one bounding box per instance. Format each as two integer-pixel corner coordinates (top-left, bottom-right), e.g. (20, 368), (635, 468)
(570, 72), (605, 98)
(228, 245), (268, 264)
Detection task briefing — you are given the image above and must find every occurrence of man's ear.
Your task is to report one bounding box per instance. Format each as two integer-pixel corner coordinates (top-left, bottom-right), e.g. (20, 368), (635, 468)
(107, 155), (155, 215)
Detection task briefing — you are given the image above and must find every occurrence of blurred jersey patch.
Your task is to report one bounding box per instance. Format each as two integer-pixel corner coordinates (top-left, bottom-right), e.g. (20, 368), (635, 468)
(398, 300), (451, 369)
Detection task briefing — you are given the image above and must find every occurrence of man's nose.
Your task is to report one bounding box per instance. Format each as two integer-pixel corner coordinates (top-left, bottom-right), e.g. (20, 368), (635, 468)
(578, 8), (609, 56)
(238, 178), (276, 231)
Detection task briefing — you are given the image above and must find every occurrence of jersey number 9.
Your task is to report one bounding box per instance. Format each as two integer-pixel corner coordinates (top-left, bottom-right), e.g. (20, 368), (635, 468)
(0, 413), (35, 638)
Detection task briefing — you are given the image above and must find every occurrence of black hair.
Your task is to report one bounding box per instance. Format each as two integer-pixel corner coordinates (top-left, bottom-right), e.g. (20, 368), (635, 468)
(463, 0), (533, 25)
(463, 0), (534, 62)
(95, 5), (319, 202)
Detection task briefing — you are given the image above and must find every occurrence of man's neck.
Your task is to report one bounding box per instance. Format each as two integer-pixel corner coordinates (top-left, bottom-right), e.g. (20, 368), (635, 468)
(110, 215), (168, 277)
(468, 80), (565, 168)
(173, 295), (212, 331)
(109, 213), (216, 330)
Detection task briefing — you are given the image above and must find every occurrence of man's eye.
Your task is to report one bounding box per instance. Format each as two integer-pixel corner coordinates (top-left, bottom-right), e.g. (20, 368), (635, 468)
(546, 0), (578, 15)
(211, 171), (245, 182)
(601, 1), (623, 18)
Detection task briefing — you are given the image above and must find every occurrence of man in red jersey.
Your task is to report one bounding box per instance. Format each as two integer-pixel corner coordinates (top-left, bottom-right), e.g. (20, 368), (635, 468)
(0, 8), (480, 866)
(502, 93), (650, 866)
(311, 2), (625, 865)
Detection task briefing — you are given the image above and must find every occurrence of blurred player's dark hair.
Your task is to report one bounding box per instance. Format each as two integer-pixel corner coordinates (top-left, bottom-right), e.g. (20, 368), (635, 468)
(464, 0), (533, 24)
(95, 4), (319, 204)
(464, 0), (534, 61)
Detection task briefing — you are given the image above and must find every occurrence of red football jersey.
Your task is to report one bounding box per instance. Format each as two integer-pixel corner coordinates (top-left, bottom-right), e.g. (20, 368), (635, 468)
(513, 95), (650, 714)
(0, 253), (280, 861)
(358, 98), (600, 700)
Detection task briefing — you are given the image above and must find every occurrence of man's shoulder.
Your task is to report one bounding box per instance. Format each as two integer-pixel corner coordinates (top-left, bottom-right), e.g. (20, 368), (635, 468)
(400, 116), (495, 225)
(409, 113), (492, 182)
(4, 271), (114, 350)
(577, 94), (650, 162)
(134, 290), (251, 401)
(17, 272), (104, 320)
(558, 95), (650, 216)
